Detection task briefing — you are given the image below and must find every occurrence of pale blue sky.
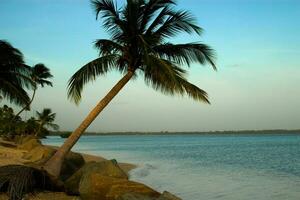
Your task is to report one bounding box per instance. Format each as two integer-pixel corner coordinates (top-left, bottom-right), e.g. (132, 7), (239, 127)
(0, 0), (299, 132)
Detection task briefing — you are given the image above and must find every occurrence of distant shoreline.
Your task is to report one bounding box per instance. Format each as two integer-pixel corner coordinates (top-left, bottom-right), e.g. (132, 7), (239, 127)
(50, 129), (300, 136)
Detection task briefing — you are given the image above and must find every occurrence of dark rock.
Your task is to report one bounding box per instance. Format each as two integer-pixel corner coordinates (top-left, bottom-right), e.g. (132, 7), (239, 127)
(60, 151), (85, 181)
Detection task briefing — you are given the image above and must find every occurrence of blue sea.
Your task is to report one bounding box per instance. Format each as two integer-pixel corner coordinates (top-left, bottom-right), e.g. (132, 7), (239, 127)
(43, 134), (300, 200)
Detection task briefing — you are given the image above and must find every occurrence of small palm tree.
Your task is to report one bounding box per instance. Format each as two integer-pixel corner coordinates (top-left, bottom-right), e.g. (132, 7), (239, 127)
(44, 0), (216, 178)
(0, 40), (32, 106)
(35, 108), (59, 137)
(15, 64), (53, 117)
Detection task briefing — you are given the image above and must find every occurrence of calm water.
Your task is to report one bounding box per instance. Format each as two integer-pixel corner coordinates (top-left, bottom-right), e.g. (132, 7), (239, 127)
(43, 134), (300, 200)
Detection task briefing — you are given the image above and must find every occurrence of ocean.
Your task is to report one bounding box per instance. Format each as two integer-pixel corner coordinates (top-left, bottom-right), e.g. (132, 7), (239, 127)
(42, 134), (300, 200)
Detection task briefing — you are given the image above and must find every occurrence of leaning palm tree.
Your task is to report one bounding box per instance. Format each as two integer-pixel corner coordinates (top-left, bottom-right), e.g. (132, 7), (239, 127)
(15, 64), (53, 117)
(35, 108), (59, 137)
(44, 0), (216, 178)
(0, 40), (32, 106)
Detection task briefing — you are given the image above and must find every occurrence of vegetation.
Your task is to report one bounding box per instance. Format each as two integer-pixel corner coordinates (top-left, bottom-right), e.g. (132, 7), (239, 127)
(0, 105), (59, 139)
(35, 108), (59, 137)
(44, 0), (216, 178)
(15, 64), (53, 117)
(0, 40), (57, 139)
(59, 131), (72, 138)
(0, 40), (33, 106)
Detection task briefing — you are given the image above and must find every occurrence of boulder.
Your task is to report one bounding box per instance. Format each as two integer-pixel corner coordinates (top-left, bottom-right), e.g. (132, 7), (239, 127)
(158, 191), (182, 200)
(18, 138), (41, 151)
(65, 160), (128, 195)
(60, 151), (85, 181)
(79, 174), (160, 200)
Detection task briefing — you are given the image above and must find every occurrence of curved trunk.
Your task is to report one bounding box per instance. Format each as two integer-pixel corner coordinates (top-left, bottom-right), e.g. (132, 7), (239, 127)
(43, 71), (135, 178)
(15, 88), (36, 118)
(35, 122), (43, 137)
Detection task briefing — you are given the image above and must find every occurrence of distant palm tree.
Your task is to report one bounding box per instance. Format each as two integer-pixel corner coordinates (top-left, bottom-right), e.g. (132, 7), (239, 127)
(0, 40), (32, 106)
(44, 0), (216, 178)
(35, 108), (59, 137)
(15, 64), (53, 117)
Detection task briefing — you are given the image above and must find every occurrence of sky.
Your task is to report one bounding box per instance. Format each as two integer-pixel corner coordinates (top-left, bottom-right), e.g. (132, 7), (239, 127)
(0, 0), (300, 132)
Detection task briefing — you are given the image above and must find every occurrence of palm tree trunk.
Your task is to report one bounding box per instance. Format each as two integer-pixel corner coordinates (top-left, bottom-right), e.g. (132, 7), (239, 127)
(15, 88), (36, 118)
(35, 123), (42, 137)
(43, 70), (135, 178)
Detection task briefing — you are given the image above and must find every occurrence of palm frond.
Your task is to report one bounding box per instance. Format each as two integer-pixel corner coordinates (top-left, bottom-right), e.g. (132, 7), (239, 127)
(67, 54), (119, 104)
(92, 0), (119, 20)
(140, 0), (176, 32)
(149, 9), (202, 40)
(145, 6), (172, 35)
(0, 79), (30, 106)
(94, 39), (123, 56)
(143, 56), (209, 103)
(0, 40), (24, 67)
(0, 165), (57, 200)
(153, 42), (216, 69)
(47, 123), (59, 131)
(0, 40), (33, 106)
(92, 0), (125, 41)
(31, 63), (53, 87)
(175, 74), (210, 103)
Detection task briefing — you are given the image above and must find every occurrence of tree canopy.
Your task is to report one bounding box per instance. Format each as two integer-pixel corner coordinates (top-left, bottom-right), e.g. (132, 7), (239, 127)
(68, 0), (216, 104)
(0, 40), (33, 106)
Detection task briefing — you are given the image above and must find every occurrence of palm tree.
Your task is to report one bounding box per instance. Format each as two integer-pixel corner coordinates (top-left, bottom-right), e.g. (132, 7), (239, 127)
(0, 40), (32, 106)
(35, 108), (59, 137)
(44, 0), (216, 178)
(15, 64), (53, 117)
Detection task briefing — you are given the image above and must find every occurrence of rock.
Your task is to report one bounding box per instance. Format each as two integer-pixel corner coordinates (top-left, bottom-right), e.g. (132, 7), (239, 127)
(116, 193), (157, 200)
(79, 174), (160, 200)
(60, 151), (85, 181)
(116, 191), (182, 200)
(18, 139), (41, 151)
(158, 191), (182, 200)
(65, 160), (128, 195)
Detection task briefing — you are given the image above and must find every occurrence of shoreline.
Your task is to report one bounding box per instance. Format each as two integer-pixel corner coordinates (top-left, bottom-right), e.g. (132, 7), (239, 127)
(50, 129), (300, 136)
(45, 145), (137, 174)
(0, 140), (137, 174)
